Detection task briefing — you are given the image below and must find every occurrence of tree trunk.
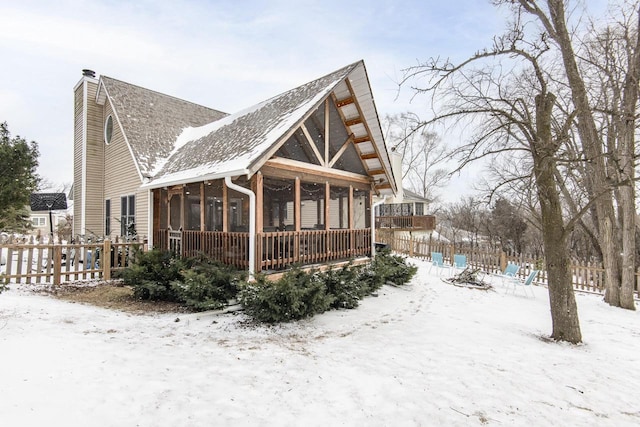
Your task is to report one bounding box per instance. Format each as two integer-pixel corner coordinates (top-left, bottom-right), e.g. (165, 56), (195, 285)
(544, 0), (622, 307)
(533, 92), (582, 343)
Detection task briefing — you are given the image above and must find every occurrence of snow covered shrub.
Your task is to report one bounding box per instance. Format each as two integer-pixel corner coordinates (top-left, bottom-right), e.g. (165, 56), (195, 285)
(371, 249), (417, 287)
(321, 263), (367, 309)
(171, 258), (244, 311)
(115, 249), (181, 301)
(0, 279), (7, 294)
(238, 267), (333, 323)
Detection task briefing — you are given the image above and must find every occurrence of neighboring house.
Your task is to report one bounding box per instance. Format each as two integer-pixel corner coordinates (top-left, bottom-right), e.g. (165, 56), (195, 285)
(373, 153), (436, 234)
(73, 60), (397, 275)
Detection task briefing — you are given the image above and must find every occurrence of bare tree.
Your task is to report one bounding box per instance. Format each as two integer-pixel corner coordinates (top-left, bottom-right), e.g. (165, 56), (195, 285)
(382, 113), (450, 203)
(401, 10), (583, 342)
(509, 0), (638, 309)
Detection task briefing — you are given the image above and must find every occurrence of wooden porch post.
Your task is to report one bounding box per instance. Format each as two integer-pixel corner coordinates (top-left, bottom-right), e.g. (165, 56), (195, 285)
(324, 182), (330, 231)
(348, 186), (354, 255)
(295, 177), (301, 230)
(200, 183), (206, 231)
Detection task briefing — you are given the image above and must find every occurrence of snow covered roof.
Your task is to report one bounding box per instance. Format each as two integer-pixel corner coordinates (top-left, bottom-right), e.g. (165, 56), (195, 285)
(97, 61), (396, 194)
(96, 77), (228, 178)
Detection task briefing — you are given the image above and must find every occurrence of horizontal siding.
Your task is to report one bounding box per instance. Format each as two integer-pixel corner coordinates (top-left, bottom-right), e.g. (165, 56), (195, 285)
(103, 100), (146, 239)
(73, 84), (84, 237)
(84, 81), (104, 237)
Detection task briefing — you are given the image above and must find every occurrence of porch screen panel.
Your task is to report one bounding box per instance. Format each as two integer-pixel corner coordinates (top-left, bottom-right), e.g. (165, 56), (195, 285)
(228, 179), (250, 232)
(184, 183), (201, 231)
(204, 180), (223, 231)
(329, 186), (349, 229)
(263, 177), (295, 231)
(169, 194), (181, 230)
(275, 130), (321, 166)
(328, 101), (367, 174)
(300, 182), (325, 229)
(353, 189), (370, 229)
(157, 188), (168, 229)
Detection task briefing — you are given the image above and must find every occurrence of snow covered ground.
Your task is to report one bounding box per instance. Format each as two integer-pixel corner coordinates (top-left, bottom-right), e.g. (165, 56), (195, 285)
(1, 258), (639, 426)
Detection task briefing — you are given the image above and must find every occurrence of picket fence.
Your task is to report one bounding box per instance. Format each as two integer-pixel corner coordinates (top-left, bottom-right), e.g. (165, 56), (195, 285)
(0, 236), (141, 285)
(377, 231), (639, 298)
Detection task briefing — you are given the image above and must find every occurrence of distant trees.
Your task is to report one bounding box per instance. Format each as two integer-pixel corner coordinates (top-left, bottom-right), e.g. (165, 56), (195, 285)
(382, 113), (450, 203)
(0, 122), (39, 232)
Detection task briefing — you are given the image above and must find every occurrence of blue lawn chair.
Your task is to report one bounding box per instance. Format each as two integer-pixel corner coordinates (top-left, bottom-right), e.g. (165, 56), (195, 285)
(495, 263), (520, 287)
(453, 254), (467, 272)
(429, 252), (447, 275)
(506, 270), (538, 298)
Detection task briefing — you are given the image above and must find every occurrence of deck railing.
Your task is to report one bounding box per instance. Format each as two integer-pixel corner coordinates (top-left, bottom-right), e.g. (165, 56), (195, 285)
(375, 215), (436, 230)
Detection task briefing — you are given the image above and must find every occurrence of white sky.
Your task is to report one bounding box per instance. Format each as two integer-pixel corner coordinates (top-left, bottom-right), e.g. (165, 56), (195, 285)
(0, 0), (608, 203)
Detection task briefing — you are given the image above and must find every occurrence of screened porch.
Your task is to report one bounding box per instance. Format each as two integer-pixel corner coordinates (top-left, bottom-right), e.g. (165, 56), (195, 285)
(151, 172), (373, 272)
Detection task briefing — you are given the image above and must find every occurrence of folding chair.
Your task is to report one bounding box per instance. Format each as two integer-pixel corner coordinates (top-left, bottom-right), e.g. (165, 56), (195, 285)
(429, 252), (447, 275)
(506, 270), (538, 298)
(452, 254), (467, 273)
(494, 263), (520, 287)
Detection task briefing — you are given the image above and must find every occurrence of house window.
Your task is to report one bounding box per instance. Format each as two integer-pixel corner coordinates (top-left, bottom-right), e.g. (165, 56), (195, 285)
(120, 195), (135, 238)
(105, 115), (113, 144)
(31, 217), (46, 227)
(105, 199), (111, 236)
(415, 203), (424, 216)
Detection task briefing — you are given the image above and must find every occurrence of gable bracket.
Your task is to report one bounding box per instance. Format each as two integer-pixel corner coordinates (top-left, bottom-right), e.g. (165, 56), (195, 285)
(335, 97), (355, 107)
(300, 123), (326, 166)
(328, 134), (354, 168)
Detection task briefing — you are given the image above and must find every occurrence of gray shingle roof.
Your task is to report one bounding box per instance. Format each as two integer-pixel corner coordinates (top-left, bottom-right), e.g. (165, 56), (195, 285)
(99, 77), (227, 178)
(148, 62), (359, 186)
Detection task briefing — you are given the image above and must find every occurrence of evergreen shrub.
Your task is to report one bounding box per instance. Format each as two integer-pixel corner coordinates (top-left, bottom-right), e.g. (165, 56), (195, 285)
(239, 250), (418, 323)
(171, 257), (244, 311)
(115, 249), (182, 301)
(238, 267), (333, 323)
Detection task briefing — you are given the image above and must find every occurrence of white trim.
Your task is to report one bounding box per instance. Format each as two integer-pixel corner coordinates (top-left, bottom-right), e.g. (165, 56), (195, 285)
(81, 80), (87, 235)
(104, 114), (113, 145)
(371, 195), (391, 256)
(141, 169), (250, 190)
(225, 176), (255, 280)
(147, 189), (153, 248)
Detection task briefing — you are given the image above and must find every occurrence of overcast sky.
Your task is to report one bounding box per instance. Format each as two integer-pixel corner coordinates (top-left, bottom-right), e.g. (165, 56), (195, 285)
(0, 0), (604, 202)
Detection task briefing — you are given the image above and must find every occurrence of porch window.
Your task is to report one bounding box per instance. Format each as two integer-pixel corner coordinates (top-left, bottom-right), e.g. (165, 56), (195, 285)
(263, 177), (295, 231)
(184, 183), (201, 231)
(120, 195), (136, 237)
(300, 182), (325, 229)
(415, 202), (424, 216)
(204, 180), (223, 231)
(353, 189), (370, 229)
(105, 199), (111, 236)
(169, 193), (181, 230)
(329, 185), (349, 229)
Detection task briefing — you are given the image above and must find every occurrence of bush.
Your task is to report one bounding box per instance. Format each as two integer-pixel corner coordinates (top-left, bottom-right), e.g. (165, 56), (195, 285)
(239, 251), (418, 323)
(171, 257), (244, 311)
(321, 263), (367, 309)
(238, 267), (333, 323)
(115, 249), (182, 301)
(372, 249), (418, 287)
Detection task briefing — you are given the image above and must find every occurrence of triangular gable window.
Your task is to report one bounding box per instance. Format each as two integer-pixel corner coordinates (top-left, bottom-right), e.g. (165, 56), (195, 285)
(274, 99), (367, 175)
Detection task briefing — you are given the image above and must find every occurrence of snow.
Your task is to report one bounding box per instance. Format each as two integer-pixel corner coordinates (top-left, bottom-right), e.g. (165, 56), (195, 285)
(1, 258), (639, 426)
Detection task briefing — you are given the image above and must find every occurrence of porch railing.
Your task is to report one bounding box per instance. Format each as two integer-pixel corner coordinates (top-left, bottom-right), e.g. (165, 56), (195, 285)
(375, 215), (436, 230)
(154, 229), (371, 271)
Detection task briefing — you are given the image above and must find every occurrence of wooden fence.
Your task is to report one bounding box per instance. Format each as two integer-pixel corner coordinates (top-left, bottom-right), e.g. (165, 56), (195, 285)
(1, 238), (142, 286)
(377, 231), (639, 297)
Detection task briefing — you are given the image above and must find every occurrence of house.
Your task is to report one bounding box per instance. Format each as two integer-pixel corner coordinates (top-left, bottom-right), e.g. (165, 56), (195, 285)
(73, 61), (397, 275)
(373, 153), (436, 234)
